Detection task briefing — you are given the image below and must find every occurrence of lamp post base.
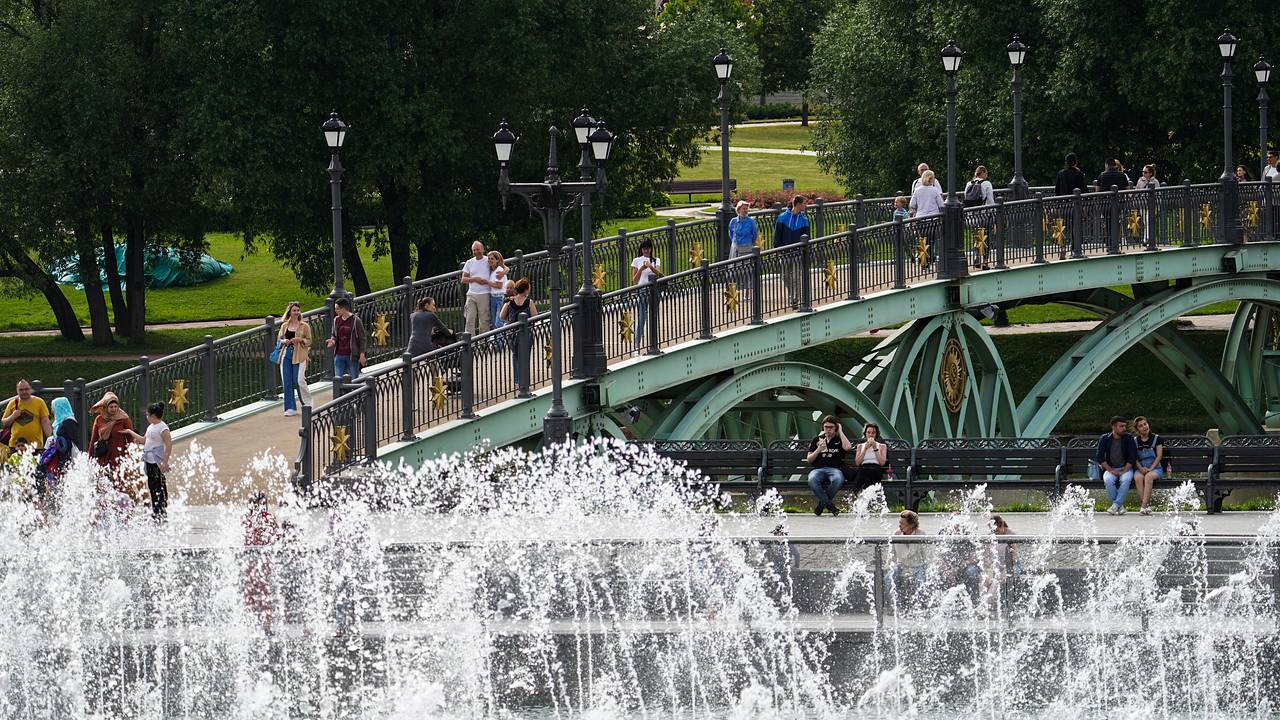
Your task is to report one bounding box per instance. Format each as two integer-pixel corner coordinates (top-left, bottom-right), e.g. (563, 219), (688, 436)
(572, 290), (607, 379)
(942, 202), (968, 280)
(543, 413), (573, 446)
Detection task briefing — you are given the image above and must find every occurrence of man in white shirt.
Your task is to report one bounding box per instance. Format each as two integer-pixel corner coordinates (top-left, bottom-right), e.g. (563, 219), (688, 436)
(910, 163), (930, 194)
(460, 241), (492, 334)
(1266, 150), (1279, 180)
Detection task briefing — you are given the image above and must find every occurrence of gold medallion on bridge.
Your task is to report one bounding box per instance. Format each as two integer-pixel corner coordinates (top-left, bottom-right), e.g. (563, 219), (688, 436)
(915, 236), (930, 267)
(430, 374), (447, 411)
(689, 242), (703, 267)
(619, 311), (636, 344)
(822, 260), (836, 291)
(1126, 210), (1141, 239)
(332, 425), (351, 462)
(723, 282), (740, 313)
(592, 263), (606, 291)
(371, 314), (391, 346)
(939, 338), (967, 415)
(1051, 217), (1066, 246)
(973, 227), (988, 263)
(1199, 203), (1213, 231)
(168, 379), (189, 414)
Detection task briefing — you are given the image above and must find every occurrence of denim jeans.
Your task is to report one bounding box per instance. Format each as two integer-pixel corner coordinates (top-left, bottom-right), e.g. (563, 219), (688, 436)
(490, 294), (505, 329)
(807, 467), (845, 507)
(635, 293), (649, 348)
(334, 354), (360, 380)
(281, 347), (299, 412)
(1103, 469), (1134, 505)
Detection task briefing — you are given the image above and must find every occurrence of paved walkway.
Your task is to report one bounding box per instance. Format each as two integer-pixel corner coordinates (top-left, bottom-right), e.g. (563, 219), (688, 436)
(698, 145), (816, 157)
(0, 317), (260, 339)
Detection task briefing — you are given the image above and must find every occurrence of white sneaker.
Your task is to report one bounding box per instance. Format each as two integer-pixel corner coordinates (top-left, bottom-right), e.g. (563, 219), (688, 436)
(283, 409), (298, 417)
(1118, 505), (1127, 515)
(1107, 504), (1119, 515)
(1140, 506), (1152, 516)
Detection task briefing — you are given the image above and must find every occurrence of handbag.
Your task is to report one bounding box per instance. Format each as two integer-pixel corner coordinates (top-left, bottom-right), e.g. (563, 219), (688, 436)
(268, 341), (282, 364)
(0, 426), (9, 447)
(1087, 459), (1101, 482)
(93, 440), (109, 458)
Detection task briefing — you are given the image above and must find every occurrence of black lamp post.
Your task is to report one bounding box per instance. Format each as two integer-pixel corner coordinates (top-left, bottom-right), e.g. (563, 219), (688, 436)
(570, 108), (615, 379)
(322, 111), (349, 300)
(493, 119), (614, 444)
(1256, 55), (1272, 182)
(940, 40), (966, 279)
(1218, 29), (1243, 244)
(1007, 35), (1029, 200)
(714, 48), (735, 260)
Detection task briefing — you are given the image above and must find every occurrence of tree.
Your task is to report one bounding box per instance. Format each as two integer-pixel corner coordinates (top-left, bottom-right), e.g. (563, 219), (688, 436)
(755, 0), (832, 125)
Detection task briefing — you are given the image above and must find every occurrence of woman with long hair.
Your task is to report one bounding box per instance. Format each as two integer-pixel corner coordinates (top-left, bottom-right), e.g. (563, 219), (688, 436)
(277, 301), (313, 416)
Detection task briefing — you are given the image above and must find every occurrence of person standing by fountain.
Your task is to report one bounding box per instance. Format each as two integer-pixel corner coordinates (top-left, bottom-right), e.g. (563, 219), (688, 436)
(242, 492), (280, 633)
(887, 510), (928, 606)
(805, 415), (853, 516)
(89, 392), (135, 497)
(1095, 415), (1138, 515)
(1132, 416), (1164, 516)
(2, 379), (52, 455)
(123, 403), (172, 521)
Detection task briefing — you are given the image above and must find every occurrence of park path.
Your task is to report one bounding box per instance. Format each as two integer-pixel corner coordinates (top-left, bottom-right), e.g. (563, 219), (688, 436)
(697, 145), (817, 157)
(0, 317), (260, 339)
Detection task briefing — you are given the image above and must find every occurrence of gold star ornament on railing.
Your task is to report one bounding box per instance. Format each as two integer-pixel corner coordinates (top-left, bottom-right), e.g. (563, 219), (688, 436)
(689, 242), (703, 267)
(332, 425), (350, 462)
(1051, 218), (1066, 246)
(915, 236), (930, 267)
(168, 379), (189, 414)
(724, 282), (740, 313)
(619, 311), (635, 344)
(544, 341), (553, 369)
(592, 263), (606, 290)
(430, 374), (447, 411)
(823, 260), (837, 291)
(973, 227), (987, 261)
(1199, 203), (1213, 231)
(1126, 210), (1141, 239)
(1247, 201), (1260, 229)
(371, 314), (391, 346)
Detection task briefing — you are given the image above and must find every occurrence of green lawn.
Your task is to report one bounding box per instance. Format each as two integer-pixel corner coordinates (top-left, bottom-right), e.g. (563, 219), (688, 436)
(725, 124), (812, 150)
(679, 150), (838, 193)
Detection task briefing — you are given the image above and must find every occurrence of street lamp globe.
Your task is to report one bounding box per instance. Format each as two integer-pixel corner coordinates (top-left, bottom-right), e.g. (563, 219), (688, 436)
(941, 40), (963, 75)
(322, 111), (347, 150)
(712, 48), (734, 81)
(1256, 56), (1273, 84)
(572, 108), (595, 147)
(1217, 29), (1238, 60)
(1007, 35), (1027, 68)
(492, 121), (517, 165)
(588, 121), (615, 165)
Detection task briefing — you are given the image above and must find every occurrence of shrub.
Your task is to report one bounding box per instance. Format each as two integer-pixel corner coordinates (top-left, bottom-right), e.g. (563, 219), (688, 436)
(743, 102), (822, 121)
(734, 188), (846, 208)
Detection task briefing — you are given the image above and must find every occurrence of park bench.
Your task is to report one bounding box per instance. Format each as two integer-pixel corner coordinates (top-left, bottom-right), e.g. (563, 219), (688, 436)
(764, 437), (913, 502)
(1062, 434), (1217, 508)
(645, 439), (765, 493)
(1211, 435), (1280, 513)
(659, 179), (737, 203)
(904, 438), (1064, 511)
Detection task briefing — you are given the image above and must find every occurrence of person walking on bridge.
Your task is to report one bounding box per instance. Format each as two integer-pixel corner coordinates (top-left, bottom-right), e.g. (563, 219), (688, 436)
(1054, 153), (1089, 196)
(487, 250), (509, 329)
(774, 195), (809, 309)
(728, 200), (759, 259)
(631, 240), (662, 346)
(461, 241), (493, 335)
(278, 302), (313, 416)
(326, 298), (366, 380)
(1094, 158), (1131, 192)
(910, 163), (930, 194)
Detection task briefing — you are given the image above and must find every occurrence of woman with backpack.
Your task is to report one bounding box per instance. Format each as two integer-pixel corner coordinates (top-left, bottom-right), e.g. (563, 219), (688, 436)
(1132, 416), (1163, 516)
(35, 396), (80, 511)
(963, 166), (995, 267)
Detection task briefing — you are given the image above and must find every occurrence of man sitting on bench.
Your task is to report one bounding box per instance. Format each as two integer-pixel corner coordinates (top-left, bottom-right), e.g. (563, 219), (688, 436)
(805, 415), (854, 516)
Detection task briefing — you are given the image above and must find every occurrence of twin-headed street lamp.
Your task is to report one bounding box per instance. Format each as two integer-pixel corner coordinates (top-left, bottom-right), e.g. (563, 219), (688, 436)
(1218, 29), (1244, 244)
(940, 40), (966, 279)
(713, 49), (735, 260)
(1007, 36), (1029, 200)
(570, 108), (613, 379)
(1257, 55), (1273, 182)
(322, 111), (349, 301)
(492, 116), (615, 443)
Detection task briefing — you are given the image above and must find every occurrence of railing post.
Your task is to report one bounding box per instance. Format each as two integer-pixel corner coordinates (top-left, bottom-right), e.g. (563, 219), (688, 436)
(813, 197), (826, 239)
(994, 196), (1008, 269)
(1071, 189), (1084, 258)
(362, 375), (378, 462)
(892, 219), (907, 289)
(1034, 192), (1046, 263)
(1108, 185), (1122, 254)
(699, 259), (712, 339)
(564, 240), (577, 298)
(400, 352), (414, 441)
(459, 332), (475, 419)
(323, 296), (336, 380)
(646, 282), (660, 355)
(1145, 186), (1159, 251)
(400, 275), (414, 349)
(800, 234), (813, 312)
(262, 315), (278, 401)
(200, 335), (217, 421)
(854, 193), (866, 229)
(1184, 179), (1196, 247)
(296, 404), (313, 494)
(873, 543), (886, 629)
(511, 249), (524, 281)
(1265, 177), (1275, 242)
(751, 247), (764, 324)
(665, 220), (678, 276)
(75, 377), (89, 449)
(616, 229), (628, 291)
(847, 226), (861, 300)
(517, 312), (532, 399)
(137, 356), (151, 417)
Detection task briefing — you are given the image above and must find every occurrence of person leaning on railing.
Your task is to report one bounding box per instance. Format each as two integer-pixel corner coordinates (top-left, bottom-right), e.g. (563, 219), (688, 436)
(407, 297), (457, 358)
(499, 279), (537, 387)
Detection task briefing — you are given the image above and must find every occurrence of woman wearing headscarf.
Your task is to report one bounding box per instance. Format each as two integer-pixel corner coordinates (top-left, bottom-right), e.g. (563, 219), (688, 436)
(89, 392), (134, 487)
(35, 397), (81, 511)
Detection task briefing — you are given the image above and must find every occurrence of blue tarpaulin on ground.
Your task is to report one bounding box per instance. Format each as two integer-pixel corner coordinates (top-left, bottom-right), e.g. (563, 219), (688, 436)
(52, 245), (233, 289)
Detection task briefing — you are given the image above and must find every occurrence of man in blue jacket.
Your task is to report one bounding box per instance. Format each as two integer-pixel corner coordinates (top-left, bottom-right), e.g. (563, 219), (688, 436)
(773, 195), (809, 308)
(1095, 415), (1138, 515)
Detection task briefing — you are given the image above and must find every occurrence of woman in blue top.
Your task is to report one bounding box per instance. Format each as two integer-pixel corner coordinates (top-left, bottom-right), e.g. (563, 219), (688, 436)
(1132, 416), (1163, 516)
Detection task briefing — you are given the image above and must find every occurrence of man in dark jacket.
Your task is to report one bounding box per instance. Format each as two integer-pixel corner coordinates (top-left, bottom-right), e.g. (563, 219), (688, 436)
(1094, 159), (1132, 192)
(325, 297), (367, 379)
(1095, 415), (1138, 515)
(1054, 153), (1089, 196)
(773, 196), (809, 308)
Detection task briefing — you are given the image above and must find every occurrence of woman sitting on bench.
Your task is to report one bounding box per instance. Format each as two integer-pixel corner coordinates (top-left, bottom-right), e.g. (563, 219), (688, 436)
(851, 422), (888, 494)
(805, 415), (854, 516)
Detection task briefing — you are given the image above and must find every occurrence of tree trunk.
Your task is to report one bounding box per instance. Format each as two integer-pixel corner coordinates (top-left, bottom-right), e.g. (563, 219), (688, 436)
(342, 208), (371, 296)
(0, 246), (84, 342)
(801, 100), (809, 127)
(74, 223), (114, 346)
(380, 179), (411, 283)
(100, 219), (129, 336)
(124, 210), (147, 343)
